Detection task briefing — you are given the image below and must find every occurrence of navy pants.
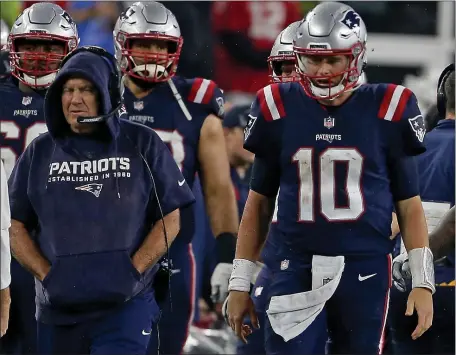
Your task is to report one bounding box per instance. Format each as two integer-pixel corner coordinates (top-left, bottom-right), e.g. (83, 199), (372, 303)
(388, 258), (455, 354)
(0, 258), (37, 354)
(264, 254), (392, 355)
(37, 290), (160, 355)
(147, 243), (196, 355)
(237, 265), (327, 355)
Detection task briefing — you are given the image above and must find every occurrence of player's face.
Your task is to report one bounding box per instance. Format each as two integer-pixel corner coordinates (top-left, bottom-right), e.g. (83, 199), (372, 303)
(226, 127), (254, 166)
(301, 55), (349, 87)
(62, 78), (99, 133)
(130, 39), (169, 66)
(280, 61), (297, 82)
(16, 40), (65, 72)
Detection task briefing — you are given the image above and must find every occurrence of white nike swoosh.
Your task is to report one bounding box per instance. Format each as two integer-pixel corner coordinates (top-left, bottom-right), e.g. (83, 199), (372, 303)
(358, 273), (377, 281)
(170, 268), (181, 275)
(142, 330), (152, 336)
(178, 179), (185, 186)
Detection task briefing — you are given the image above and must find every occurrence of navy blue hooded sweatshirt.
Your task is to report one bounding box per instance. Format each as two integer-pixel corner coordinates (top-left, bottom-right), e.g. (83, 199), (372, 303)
(8, 51), (195, 325)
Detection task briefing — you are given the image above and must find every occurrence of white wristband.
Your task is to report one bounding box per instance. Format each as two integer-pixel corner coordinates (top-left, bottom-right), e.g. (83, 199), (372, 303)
(228, 259), (257, 292)
(409, 247), (436, 294)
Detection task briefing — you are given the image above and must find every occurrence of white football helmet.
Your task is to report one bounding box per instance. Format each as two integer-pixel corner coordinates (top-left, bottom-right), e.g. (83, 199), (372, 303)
(113, 1), (183, 83)
(268, 21), (300, 83)
(293, 2), (367, 99)
(8, 3), (79, 88)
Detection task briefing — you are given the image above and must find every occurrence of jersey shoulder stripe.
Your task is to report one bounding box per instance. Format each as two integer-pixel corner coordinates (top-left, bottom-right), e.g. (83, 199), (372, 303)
(258, 84), (286, 122)
(378, 84), (412, 122)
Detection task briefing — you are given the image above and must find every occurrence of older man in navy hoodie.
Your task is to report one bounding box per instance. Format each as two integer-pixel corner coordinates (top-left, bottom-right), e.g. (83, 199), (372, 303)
(8, 47), (195, 355)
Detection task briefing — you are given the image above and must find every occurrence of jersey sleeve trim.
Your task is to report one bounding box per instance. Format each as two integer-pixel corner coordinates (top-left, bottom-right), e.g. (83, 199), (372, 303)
(378, 84), (412, 122)
(259, 84), (286, 122)
(188, 78), (216, 105)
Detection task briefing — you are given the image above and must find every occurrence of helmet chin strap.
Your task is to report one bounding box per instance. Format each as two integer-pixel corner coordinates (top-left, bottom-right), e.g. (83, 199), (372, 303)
(23, 72), (56, 88)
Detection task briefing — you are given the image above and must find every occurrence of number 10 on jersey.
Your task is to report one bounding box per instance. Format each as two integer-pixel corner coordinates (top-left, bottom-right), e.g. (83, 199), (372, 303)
(286, 147), (365, 222)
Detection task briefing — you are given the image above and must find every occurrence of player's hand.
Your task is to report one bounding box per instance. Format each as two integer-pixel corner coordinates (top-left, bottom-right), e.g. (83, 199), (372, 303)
(224, 291), (259, 344)
(210, 262), (233, 305)
(405, 287), (433, 340)
(0, 287), (11, 337)
(392, 252), (411, 292)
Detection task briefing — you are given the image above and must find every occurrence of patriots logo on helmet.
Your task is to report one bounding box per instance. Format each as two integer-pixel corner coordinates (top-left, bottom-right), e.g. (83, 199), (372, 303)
(408, 115), (426, 143)
(75, 183), (103, 197)
(340, 10), (361, 30)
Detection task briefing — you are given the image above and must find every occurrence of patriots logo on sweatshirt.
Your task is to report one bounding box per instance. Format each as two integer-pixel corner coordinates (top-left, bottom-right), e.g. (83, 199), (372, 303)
(75, 183), (103, 197)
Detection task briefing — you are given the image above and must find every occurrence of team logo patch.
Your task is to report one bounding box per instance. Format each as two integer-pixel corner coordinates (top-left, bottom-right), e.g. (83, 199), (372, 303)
(324, 116), (335, 129)
(280, 259), (289, 271)
(408, 115), (426, 143)
(133, 101), (144, 111)
(22, 96), (32, 106)
(244, 115), (257, 141)
(216, 96), (225, 117)
(323, 278), (332, 286)
(340, 10), (361, 30)
(75, 183), (103, 197)
(118, 104), (127, 118)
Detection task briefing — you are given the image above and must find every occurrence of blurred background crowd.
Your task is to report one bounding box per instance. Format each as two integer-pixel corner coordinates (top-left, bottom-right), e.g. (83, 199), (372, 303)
(1, 0), (454, 115)
(0, 1), (455, 354)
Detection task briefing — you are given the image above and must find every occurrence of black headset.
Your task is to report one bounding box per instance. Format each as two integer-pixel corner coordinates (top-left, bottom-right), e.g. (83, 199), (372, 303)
(59, 45), (124, 123)
(436, 63), (455, 117)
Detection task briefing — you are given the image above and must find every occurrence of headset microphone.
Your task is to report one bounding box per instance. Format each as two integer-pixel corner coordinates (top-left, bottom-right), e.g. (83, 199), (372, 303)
(76, 102), (123, 123)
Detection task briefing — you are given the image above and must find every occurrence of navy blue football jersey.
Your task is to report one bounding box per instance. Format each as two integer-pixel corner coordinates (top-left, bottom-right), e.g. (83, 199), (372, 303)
(0, 78), (47, 177)
(122, 76), (224, 243)
(415, 119), (455, 263)
(245, 82), (426, 259)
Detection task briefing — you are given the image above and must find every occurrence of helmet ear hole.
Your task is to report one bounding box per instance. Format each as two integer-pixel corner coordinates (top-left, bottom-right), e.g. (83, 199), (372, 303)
(168, 41), (178, 54)
(272, 62), (283, 76)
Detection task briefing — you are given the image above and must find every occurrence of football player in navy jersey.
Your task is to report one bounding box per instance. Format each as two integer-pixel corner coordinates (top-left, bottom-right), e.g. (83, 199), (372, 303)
(225, 3), (434, 354)
(234, 21), (321, 355)
(0, 4), (78, 354)
(113, 2), (239, 354)
(390, 64), (455, 355)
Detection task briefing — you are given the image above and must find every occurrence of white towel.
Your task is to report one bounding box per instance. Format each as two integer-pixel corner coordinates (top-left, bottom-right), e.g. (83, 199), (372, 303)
(266, 255), (345, 342)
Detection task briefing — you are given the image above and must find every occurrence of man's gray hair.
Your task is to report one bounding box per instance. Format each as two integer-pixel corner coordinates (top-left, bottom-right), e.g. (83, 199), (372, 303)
(444, 70), (455, 114)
